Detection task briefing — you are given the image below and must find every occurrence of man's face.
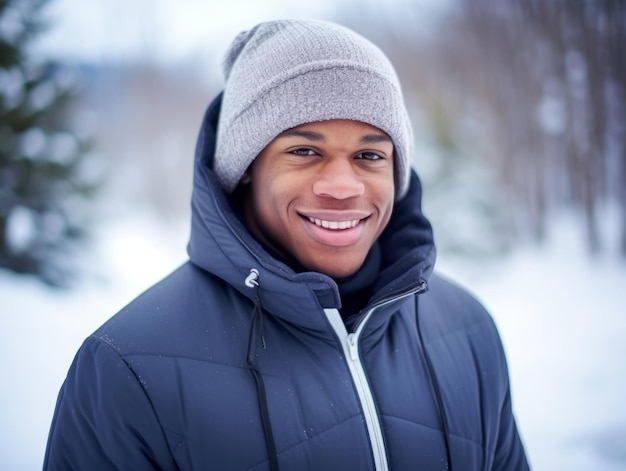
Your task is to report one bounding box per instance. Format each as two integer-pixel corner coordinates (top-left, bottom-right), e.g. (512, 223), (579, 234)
(241, 119), (395, 278)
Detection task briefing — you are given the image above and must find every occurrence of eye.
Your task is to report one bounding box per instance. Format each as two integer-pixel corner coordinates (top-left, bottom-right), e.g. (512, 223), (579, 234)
(356, 151), (384, 161)
(290, 148), (317, 156)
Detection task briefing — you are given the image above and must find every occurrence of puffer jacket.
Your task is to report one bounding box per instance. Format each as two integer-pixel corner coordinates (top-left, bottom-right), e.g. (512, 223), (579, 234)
(44, 94), (529, 470)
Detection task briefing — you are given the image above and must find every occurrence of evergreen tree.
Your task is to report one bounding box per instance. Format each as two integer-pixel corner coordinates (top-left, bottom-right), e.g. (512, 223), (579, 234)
(0, 0), (96, 287)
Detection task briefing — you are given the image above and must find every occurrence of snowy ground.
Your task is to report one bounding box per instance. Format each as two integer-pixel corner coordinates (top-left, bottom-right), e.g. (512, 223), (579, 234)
(1, 211), (625, 470)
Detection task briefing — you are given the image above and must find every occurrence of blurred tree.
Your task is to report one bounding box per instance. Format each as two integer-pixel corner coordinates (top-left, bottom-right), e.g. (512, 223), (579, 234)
(448, 0), (626, 255)
(0, 0), (97, 287)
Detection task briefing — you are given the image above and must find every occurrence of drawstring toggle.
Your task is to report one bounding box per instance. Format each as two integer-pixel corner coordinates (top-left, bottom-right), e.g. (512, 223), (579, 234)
(245, 268), (260, 288)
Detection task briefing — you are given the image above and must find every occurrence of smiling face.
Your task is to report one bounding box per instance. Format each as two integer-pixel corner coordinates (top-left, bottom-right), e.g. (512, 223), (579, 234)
(240, 119), (395, 278)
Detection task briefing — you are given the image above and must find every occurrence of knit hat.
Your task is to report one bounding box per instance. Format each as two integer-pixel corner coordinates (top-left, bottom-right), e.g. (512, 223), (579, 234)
(214, 19), (413, 199)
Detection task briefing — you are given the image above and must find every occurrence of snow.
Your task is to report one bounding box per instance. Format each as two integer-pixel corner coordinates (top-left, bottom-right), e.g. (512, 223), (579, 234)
(1, 211), (625, 470)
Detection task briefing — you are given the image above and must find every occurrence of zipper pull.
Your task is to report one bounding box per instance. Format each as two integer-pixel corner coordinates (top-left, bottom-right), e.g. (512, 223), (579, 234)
(347, 333), (359, 361)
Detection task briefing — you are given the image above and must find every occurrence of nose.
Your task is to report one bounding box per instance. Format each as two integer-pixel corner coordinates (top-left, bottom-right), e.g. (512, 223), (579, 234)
(312, 159), (365, 199)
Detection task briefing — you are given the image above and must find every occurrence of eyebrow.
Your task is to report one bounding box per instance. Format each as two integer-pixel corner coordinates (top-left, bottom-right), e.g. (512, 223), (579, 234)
(278, 129), (393, 144)
(278, 129), (324, 141)
(359, 134), (393, 144)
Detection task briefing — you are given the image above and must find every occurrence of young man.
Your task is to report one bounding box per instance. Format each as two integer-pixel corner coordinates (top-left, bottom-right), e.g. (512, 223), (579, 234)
(44, 20), (529, 470)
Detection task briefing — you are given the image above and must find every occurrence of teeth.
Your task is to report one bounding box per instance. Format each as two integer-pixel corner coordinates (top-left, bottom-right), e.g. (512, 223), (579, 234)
(308, 217), (360, 230)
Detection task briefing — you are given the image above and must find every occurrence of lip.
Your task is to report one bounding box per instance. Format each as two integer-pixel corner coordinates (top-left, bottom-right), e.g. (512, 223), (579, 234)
(298, 210), (369, 247)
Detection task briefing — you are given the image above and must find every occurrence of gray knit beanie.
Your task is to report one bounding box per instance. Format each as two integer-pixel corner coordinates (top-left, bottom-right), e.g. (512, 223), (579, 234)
(214, 19), (413, 199)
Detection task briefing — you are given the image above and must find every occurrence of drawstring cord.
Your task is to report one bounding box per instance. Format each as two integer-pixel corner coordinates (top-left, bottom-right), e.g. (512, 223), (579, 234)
(245, 269), (280, 471)
(416, 300), (453, 471)
(247, 297), (268, 363)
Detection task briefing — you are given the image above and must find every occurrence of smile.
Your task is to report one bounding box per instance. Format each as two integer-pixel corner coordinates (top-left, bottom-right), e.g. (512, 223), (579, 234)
(307, 217), (360, 230)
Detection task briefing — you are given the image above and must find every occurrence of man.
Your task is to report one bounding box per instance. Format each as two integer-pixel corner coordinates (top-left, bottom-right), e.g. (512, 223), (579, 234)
(44, 19), (529, 470)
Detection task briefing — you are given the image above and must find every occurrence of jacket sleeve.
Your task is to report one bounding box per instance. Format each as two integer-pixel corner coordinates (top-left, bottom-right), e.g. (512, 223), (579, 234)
(44, 337), (177, 471)
(492, 385), (531, 470)
(489, 324), (531, 471)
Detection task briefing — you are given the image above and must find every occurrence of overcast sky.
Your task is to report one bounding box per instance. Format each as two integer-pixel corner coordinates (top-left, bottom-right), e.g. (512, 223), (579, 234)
(36, 0), (452, 65)
(36, 0), (338, 64)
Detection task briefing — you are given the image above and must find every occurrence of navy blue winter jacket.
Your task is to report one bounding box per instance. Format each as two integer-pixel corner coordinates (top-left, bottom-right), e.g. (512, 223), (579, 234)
(44, 95), (529, 470)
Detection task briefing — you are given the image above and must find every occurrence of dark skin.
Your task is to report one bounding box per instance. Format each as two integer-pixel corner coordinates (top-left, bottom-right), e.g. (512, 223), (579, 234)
(239, 119), (395, 278)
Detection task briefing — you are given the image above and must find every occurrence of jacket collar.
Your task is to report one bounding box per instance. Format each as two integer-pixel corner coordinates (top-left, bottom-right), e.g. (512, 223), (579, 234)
(187, 94), (436, 326)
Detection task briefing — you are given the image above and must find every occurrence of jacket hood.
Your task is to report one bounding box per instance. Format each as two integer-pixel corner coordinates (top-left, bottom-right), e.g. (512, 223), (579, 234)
(187, 94), (436, 323)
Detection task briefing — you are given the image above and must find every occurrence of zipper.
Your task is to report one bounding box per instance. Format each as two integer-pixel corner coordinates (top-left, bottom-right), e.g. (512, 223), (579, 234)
(324, 281), (428, 471)
(326, 307), (388, 471)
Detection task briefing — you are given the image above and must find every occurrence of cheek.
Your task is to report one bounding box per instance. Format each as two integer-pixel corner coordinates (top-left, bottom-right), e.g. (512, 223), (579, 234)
(374, 178), (395, 232)
(250, 174), (294, 227)
(374, 175), (395, 205)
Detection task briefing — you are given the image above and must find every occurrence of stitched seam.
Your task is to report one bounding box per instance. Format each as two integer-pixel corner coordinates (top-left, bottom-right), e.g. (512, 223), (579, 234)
(384, 414), (484, 447)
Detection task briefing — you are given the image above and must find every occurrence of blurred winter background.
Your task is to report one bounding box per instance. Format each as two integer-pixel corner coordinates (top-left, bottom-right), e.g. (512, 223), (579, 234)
(1, 0), (625, 469)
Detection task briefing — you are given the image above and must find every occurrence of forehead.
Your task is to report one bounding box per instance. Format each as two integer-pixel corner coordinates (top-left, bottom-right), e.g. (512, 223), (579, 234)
(276, 119), (392, 143)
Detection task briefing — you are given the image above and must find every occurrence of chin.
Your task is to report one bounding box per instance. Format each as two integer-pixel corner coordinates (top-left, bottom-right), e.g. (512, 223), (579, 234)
(307, 258), (364, 279)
